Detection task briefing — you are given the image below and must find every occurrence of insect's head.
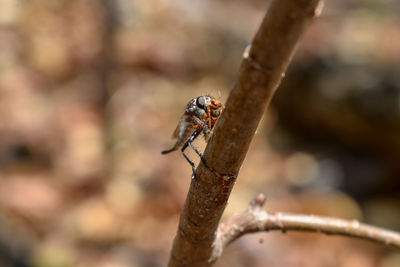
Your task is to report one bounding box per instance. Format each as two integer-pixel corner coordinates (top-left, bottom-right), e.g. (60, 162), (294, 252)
(195, 95), (223, 121)
(210, 98), (222, 110)
(196, 95), (222, 109)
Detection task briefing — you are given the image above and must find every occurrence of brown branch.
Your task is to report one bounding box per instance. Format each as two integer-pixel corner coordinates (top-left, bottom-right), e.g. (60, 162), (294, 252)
(168, 0), (324, 266)
(212, 194), (400, 260)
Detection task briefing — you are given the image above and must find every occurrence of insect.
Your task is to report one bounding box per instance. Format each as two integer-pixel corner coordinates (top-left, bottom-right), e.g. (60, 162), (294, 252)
(161, 95), (223, 177)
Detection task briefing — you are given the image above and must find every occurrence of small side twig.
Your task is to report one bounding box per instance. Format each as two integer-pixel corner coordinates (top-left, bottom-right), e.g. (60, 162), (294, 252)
(211, 194), (400, 260)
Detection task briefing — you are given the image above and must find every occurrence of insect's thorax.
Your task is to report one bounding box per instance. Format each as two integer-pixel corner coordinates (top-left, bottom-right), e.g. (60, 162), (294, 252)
(185, 96), (218, 121)
(185, 98), (205, 118)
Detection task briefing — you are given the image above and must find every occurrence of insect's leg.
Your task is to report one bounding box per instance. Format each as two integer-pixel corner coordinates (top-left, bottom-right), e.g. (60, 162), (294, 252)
(181, 129), (201, 179)
(187, 140), (213, 172)
(192, 116), (211, 141)
(190, 116), (215, 171)
(188, 140), (203, 158)
(207, 106), (212, 130)
(181, 128), (201, 151)
(182, 152), (196, 179)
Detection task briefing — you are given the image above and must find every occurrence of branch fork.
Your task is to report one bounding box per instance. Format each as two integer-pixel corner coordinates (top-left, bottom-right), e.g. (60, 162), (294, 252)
(211, 194), (400, 262)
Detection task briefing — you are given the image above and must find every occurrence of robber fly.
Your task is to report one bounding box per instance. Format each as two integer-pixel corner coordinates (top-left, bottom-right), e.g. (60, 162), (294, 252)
(161, 95), (223, 177)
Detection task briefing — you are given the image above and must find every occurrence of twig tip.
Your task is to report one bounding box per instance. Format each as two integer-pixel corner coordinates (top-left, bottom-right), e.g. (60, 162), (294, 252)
(250, 193), (266, 208)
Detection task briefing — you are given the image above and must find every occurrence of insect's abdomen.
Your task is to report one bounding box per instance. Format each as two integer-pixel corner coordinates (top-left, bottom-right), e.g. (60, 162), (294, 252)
(161, 115), (195, 154)
(174, 125), (195, 149)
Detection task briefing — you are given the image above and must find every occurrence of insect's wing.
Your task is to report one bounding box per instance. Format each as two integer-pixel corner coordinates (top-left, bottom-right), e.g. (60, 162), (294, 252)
(172, 114), (190, 138)
(172, 122), (180, 138)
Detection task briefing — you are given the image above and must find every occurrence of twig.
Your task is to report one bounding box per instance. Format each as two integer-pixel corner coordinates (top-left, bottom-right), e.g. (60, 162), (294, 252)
(212, 194), (400, 260)
(168, 0), (324, 266)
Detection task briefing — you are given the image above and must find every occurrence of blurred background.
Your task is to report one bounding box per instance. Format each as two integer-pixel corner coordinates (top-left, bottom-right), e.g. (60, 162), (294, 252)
(0, 0), (399, 266)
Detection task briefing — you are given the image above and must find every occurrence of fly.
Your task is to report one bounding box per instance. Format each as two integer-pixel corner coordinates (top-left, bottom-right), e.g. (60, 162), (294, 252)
(161, 95), (223, 178)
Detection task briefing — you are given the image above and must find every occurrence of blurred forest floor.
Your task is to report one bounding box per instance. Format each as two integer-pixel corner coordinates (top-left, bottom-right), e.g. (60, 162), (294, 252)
(0, 0), (400, 266)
